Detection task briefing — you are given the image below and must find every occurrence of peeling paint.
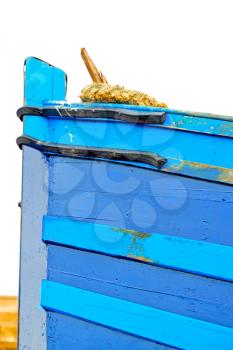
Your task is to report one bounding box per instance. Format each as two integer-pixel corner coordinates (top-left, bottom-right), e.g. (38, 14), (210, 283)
(218, 122), (233, 134)
(162, 114), (233, 137)
(167, 159), (219, 171)
(113, 228), (151, 240)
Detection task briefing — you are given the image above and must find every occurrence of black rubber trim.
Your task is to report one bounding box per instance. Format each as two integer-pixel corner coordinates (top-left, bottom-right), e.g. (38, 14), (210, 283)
(16, 135), (167, 168)
(17, 106), (166, 125)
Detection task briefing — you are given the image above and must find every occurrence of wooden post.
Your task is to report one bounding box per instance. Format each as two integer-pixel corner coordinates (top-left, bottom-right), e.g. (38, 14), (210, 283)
(81, 48), (108, 84)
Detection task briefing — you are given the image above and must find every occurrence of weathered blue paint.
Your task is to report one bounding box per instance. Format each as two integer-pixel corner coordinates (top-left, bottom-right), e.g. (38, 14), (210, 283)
(47, 312), (177, 350)
(41, 280), (233, 350)
(38, 116), (233, 169)
(48, 156), (233, 246)
(18, 147), (48, 350)
(43, 215), (233, 282)
(24, 57), (67, 106)
(48, 245), (233, 328)
(43, 100), (233, 136)
(18, 57), (66, 349)
(23, 111), (233, 184)
(24, 101), (233, 184)
(44, 100), (233, 122)
(23, 57), (67, 142)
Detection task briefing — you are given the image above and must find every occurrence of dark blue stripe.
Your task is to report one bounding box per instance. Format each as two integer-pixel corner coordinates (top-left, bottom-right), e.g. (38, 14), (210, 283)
(47, 312), (177, 350)
(47, 245), (233, 328)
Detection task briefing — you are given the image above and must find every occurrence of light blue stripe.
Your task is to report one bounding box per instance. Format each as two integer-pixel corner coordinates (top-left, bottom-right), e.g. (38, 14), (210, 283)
(43, 215), (233, 282)
(24, 57), (67, 106)
(43, 101), (233, 122)
(33, 100), (233, 137)
(18, 56), (67, 350)
(41, 280), (233, 350)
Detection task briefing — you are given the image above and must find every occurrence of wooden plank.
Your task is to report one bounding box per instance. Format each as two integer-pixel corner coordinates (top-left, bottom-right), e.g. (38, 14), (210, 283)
(23, 57), (67, 142)
(48, 157), (233, 246)
(44, 101), (233, 123)
(22, 95), (233, 184)
(24, 57), (67, 106)
(36, 101), (233, 136)
(41, 280), (233, 350)
(80, 48), (108, 84)
(45, 117), (233, 170)
(48, 245), (233, 328)
(47, 312), (177, 350)
(19, 147), (48, 350)
(19, 57), (67, 349)
(0, 296), (17, 350)
(43, 215), (233, 282)
(23, 113), (233, 184)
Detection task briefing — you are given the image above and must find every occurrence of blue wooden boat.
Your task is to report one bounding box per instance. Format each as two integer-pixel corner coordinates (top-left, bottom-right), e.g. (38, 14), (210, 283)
(17, 57), (233, 350)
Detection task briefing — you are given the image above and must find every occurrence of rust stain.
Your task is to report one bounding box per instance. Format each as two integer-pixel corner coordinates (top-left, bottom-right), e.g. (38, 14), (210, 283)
(127, 254), (153, 263)
(166, 159), (218, 171)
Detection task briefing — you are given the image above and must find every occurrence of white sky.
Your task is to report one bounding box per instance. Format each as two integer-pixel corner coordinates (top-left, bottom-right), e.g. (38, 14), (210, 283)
(1, 0), (233, 294)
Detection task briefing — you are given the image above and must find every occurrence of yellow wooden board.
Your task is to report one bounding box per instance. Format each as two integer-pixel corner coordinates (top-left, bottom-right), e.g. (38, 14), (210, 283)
(0, 297), (17, 350)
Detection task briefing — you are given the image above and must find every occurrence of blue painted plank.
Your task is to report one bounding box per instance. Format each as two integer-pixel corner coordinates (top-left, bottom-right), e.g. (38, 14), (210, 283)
(41, 280), (233, 350)
(23, 57), (67, 142)
(48, 157), (233, 246)
(48, 245), (233, 328)
(43, 101), (233, 137)
(44, 101), (233, 122)
(43, 215), (233, 282)
(18, 147), (48, 349)
(22, 94), (233, 184)
(18, 57), (67, 348)
(47, 312), (177, 350)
